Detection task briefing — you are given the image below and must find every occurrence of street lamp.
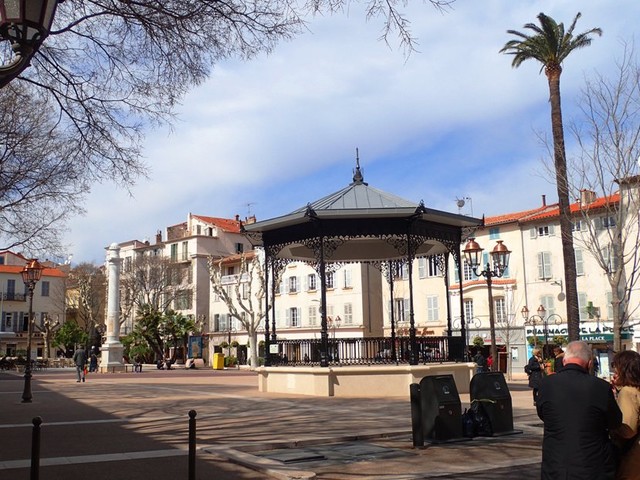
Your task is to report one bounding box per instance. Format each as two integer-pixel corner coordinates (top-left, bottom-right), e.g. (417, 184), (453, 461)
(0, 0), (63, 87)
(20, 258), (44, 403)
(521, 305), (562, 356)
(463, 238), (511, 372)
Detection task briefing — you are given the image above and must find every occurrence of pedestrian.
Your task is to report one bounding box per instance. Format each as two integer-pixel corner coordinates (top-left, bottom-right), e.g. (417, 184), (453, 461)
(473, 351), (487, 374)
(486, 353), (493, 371)
(610, 350), (640, 479)
(73, 345), (88, 383)
(552, 345), (564, 373)
(89, 347), (98, 372)
(527, 347), (544, 405)
(536, 340), (622, 480)
(134, 355), (143, 373)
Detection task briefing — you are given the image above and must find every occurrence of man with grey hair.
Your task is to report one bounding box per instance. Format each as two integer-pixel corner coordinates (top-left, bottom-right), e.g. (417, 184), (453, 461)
(536, 340), (621, 479)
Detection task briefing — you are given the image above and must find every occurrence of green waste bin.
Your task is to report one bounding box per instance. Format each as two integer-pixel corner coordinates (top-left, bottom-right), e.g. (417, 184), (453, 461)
(213, 353), (224, 370)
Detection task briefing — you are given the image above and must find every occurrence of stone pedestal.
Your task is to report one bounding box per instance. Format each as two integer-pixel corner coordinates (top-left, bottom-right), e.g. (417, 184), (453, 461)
(99, 342), (125, 373)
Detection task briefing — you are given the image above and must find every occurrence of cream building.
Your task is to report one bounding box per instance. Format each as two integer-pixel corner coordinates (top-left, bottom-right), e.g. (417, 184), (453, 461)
(0, 251), (67, 357)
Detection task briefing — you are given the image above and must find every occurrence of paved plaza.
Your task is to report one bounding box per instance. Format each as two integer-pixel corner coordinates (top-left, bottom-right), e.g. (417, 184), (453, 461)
(0, 367), (543, 479)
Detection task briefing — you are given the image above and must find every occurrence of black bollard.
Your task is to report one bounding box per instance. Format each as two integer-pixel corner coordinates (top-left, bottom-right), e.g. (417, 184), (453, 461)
(188, 410), (197, 480)
(31, 416), (42, 480)
(410, 383), (423, 447)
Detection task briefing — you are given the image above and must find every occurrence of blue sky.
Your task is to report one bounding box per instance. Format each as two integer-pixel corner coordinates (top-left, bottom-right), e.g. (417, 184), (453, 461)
(65, 0), (640, 264)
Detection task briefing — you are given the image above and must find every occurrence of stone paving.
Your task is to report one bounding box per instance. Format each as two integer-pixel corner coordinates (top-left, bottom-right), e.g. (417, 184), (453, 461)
(0, 367), (542, 479)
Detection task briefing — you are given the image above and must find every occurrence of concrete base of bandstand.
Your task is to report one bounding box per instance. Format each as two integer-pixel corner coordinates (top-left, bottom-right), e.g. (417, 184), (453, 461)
(98, 341), (125, 373)
(257, 362), (476, 397)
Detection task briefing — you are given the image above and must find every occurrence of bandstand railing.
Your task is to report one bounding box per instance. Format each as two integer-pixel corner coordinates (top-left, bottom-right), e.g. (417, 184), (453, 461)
(269, 336), (465, 366)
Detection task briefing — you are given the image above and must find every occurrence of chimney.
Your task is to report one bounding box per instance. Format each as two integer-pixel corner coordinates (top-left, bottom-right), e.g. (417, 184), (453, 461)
(541, 194), (546, 206)
(155, 230), (162, 244)
(580, 189), (596, 205)
(245, 215), (257, 225)
(235, 214), (240, 221)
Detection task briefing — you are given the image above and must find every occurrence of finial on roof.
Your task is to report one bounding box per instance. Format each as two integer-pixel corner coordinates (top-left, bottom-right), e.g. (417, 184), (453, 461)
(352, 148), (367, 185)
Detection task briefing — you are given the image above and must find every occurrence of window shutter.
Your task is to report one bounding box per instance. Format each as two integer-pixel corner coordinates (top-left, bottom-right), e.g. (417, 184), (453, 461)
(302, 274), (307, 291)
(418, 258), (426, 278)
(537, 252), (545, 279)
(530, 227), (537, 239)
(285, 309), (291, 327)
(548, 224), (555, 235)
(575, 249), (584, 275)
(578, 292), (588, 321)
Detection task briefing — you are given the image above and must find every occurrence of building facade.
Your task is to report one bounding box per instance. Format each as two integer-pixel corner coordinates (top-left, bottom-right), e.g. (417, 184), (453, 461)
(0, 251), (67, 357)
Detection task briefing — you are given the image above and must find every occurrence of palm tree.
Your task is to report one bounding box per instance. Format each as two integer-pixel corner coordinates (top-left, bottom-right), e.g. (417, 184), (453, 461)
(500, 13), (601, 342)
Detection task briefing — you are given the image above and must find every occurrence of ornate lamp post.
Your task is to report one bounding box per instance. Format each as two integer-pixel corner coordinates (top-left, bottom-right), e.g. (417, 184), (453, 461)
(20, 258), (44, 403)
(0, 0), (63, 87)
(522, 304), (563, 357)
(463, 238), (511, 372)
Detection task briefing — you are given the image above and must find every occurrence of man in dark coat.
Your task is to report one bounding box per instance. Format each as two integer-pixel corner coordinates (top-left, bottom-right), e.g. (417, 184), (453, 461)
(73, 345), (87, 383)
(536, 341), (622, 480)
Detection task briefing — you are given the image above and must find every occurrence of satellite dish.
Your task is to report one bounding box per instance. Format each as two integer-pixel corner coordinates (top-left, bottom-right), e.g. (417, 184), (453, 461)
(456, 198), (466, 209)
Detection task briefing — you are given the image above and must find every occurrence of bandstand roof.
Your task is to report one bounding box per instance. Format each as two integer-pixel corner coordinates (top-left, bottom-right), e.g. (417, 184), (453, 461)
(243, 162), (482, 262)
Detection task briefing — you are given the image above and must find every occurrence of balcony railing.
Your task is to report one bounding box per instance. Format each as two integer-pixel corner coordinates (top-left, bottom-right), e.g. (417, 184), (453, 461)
(269, 336), (465, 366)
(1, 292), (26, 302)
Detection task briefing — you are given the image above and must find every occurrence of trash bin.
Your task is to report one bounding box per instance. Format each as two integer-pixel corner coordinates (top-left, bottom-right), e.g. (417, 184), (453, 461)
(469, 372), (521, 436)
(212, 353), (224, 370)
(419, 374), (464, 443)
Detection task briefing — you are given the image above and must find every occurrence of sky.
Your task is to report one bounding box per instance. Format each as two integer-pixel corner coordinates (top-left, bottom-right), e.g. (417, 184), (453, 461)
(64, 0), (640, 265)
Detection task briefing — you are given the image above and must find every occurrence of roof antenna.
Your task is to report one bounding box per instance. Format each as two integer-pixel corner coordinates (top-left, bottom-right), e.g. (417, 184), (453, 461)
(352, 148), (366, 185)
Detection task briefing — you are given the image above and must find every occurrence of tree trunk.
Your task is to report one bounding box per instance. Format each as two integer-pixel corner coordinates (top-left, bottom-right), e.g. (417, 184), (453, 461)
(547, 70), (580, 341)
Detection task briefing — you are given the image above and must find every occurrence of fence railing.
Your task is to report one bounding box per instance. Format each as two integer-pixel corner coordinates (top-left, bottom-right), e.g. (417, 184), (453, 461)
(270, 336), (465, 366)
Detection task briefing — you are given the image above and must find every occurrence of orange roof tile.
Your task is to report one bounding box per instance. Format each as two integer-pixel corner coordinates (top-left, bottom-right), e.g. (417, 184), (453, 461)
(192, 215), (242, 233)
(484, 205), (553, 226)
(0, 265), (66, 278)
(524, 193), (619, 223)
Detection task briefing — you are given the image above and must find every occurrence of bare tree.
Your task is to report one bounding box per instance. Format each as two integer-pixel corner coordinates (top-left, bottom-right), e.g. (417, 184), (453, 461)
(120, 254), (189, 323)
(65, 262), (107, 349)
(1, 0), (452, 256)
(208, 250), (268, 368)
(0, 85), (89, 255)
(567, 42), (640, 351)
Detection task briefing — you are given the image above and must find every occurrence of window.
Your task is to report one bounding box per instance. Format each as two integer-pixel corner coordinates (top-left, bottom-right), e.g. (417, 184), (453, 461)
(196, 225), (201, 235)
(537, 252), (552, 280)
(307, 274), (317, 291)
(540, 295), (555, 317)
(464, 300), (474, 323)
(235, 243), (244, 254)
(124, 257), (132, 272)
(326, 272), (335, 289)
(602, 244), (620, 273)
(418, 258), (427, 278)
(427, 295), (439, 322)
(181, 241), (189, 261)
(575, 249), (584, 276)
(170, 244), (178, 261)
(602, 216), (617, 229)
(343, 269), (352, 288)
(538, 225), (554, 236)
(572, 220), (584, 232)
(393, 262), (409, 280)
(489, 227), (500, 240)
(578, 292), (588, 321)
(288, 276), (298, 293)
(4, 312), (12, 329)
(242, 283), (249, 300)
(494, 297), (506, 323)
(174, 290), (192, 310)
(344, 303), (353, 324)
(6, 279), (15, 300)
(463, 262), (474, 281)
(308, 306), (318, 326)
(393, 298), (409, 323)
(287, 307), (300, 327)
(41, 281), (50, 297)
(428, 256), (441, 277)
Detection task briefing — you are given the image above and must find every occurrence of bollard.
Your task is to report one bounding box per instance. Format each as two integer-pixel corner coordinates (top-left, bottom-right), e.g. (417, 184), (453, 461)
(410, 383), (423, 447)
(188, 410), (197, 480)
(31, 416), (42, 480)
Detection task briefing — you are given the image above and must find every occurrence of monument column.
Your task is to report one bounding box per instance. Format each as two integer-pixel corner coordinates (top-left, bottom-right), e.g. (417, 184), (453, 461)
(100, 243), (125, 372)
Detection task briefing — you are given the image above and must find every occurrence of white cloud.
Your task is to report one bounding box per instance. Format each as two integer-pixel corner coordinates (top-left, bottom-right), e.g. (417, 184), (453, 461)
(65, 0), (640, 263)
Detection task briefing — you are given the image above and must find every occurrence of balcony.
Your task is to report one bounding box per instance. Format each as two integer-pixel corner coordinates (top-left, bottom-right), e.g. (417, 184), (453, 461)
(220, 273), (250, 285)
(1, 292), (26, 302)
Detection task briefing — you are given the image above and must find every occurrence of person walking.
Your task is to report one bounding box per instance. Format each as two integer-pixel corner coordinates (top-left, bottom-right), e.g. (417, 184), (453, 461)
(527, 347), (544, 405)
(536, 341), (622, 480)
(89, 347), (98, 372)
(73, 345), (88, 383)
(610, 350), (640, 480)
